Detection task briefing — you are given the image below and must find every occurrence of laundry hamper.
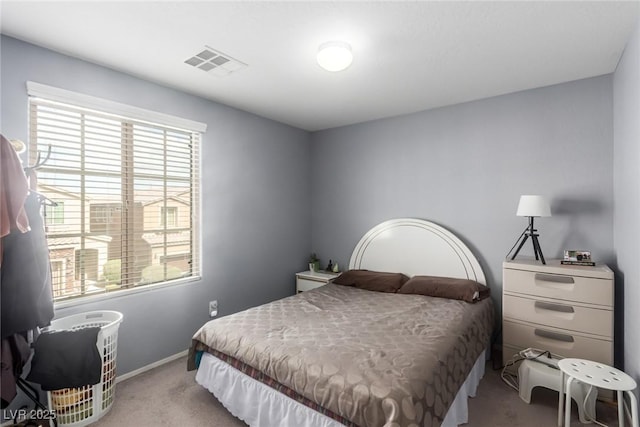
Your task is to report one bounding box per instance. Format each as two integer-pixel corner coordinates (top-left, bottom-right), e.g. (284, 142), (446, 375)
(44, 311), (123, 427)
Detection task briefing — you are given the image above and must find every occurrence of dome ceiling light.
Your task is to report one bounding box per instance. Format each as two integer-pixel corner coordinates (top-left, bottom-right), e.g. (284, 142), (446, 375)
(317, 41), (353, 72)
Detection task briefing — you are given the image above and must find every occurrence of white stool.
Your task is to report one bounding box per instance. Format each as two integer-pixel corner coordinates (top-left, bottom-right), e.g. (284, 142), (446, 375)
(518, 359), (597, 424)
(558, 358), (639, 427)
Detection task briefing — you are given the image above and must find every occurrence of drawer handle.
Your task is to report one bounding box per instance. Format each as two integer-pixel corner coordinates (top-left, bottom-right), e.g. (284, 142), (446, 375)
(534, 301), (575, 313)
(534, 273), (575, 284)
(534, 328), (575, 343)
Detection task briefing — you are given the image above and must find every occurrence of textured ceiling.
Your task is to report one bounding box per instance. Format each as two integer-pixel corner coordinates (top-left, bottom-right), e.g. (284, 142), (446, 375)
(2, 1), (639, 131)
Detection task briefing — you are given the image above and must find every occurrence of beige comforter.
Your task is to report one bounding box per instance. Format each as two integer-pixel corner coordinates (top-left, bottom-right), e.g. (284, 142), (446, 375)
(189, 283), (494, 427)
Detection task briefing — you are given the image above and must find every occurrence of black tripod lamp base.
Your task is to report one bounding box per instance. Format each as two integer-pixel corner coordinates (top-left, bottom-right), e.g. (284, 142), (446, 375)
(510, 217), (546, 264)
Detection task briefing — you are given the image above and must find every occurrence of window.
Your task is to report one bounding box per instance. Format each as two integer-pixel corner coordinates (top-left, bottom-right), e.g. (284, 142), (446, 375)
(28, 83), (204, 302)
(160, 206), (178, 227)
(45, 201), (65, 225)
(50, 259), (66, 297)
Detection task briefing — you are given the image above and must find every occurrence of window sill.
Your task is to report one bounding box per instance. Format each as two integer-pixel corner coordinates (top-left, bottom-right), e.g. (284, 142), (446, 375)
(53, 276), (202, 310)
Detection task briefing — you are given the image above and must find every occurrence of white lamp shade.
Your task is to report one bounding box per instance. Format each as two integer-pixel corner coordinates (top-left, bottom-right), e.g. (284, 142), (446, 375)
(516, 195), (551, 217)
(317, 41), (353, 72)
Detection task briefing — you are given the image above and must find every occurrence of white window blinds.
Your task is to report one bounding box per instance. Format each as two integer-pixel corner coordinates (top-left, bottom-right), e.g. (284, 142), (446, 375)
(28, 87), (202, 302)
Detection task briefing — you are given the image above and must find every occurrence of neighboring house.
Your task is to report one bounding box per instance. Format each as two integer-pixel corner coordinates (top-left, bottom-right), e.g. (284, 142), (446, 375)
(143, 191), (192, 272)
(38, 184), (192, 298)
(38, 185), (110, 298)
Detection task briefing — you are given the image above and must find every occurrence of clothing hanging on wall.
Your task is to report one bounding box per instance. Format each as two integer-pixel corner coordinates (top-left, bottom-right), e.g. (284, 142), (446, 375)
(0, 334), (30, 408)
(1, 192), (55, 338)
(0, 133), (55, 407)
(0, 134), (30, 267)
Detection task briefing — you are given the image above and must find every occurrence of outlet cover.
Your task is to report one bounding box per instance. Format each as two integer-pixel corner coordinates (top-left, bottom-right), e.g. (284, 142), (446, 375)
(209, 300), (218, 317)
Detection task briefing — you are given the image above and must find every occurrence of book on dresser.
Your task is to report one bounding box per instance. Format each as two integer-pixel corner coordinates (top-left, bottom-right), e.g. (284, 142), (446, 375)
(560, 260), (596, 266)
(502, 258), (615, 399)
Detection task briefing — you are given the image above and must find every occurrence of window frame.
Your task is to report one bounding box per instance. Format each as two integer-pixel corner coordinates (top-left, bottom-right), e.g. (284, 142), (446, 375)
(27, 82), (206, 307)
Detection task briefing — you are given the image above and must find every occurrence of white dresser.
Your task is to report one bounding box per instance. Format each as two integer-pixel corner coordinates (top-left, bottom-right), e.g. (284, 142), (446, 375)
(295, 270), (340, 293)
(502, 259), (614, 369)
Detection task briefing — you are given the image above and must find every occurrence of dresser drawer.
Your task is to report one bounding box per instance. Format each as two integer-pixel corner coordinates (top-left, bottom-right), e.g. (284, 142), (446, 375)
(503, 268), (613, 306)
(503, 294), (613, 338)
(503, 320), (612, 365)
(296, 278), (325, 293)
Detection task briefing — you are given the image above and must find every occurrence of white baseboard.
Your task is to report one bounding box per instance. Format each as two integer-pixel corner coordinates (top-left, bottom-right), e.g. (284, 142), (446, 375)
(116, 349), (188, 384)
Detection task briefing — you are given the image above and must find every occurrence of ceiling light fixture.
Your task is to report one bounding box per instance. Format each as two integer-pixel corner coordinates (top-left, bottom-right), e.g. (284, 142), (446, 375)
(317, 41), (353, 72)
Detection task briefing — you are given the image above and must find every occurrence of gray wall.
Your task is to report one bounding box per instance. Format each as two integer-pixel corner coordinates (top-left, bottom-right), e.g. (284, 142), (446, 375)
(310, 76), (614, 325)
(1, 35), (311, 375)
(614, 18), (640, 388)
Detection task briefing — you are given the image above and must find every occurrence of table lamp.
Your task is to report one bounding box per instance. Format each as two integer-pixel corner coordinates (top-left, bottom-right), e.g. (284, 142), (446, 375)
(509, 195), (551, 264)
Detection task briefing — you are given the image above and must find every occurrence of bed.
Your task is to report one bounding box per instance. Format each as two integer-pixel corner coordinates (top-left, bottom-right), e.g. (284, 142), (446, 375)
(188, 218), (495, 427)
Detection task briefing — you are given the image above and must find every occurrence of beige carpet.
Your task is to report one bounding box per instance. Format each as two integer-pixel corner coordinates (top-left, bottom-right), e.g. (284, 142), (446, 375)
(92, 356), (619, 427)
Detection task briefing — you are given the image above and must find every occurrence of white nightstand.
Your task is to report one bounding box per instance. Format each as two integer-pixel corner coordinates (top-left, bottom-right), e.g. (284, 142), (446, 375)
(295, 270), (340, 293)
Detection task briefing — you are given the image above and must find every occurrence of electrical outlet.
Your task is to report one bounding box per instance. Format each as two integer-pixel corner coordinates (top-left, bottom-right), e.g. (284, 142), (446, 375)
(209, 300), (218, 318)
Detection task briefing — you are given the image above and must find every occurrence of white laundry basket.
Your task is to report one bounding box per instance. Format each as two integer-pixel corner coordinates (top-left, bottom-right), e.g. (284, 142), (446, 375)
(44, 311), (123, 427)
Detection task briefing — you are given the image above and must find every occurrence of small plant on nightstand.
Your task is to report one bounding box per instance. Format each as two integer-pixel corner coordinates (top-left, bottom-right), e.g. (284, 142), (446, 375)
(309, 253), (320, 272)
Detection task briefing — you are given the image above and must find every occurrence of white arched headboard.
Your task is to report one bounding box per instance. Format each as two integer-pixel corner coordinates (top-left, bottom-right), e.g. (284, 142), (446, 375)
(349, 218), (486, 285)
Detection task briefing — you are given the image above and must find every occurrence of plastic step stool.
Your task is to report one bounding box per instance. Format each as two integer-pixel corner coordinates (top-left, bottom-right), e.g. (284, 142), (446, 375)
(518, 359), (597, 423)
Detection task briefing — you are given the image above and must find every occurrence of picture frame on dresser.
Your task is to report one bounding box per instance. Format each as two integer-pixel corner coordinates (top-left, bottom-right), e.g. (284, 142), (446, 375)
(502, 258), (615, 399)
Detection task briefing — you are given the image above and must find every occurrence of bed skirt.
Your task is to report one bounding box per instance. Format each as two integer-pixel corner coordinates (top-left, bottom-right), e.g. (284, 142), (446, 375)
(195, 349), (487, 427)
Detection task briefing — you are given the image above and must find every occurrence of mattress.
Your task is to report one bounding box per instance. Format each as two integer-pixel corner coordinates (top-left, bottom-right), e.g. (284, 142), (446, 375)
(188, 283), (494, 426)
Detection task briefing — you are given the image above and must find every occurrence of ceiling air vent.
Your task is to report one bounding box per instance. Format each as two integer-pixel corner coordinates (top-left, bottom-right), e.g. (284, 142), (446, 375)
(184, 46), (247, 77)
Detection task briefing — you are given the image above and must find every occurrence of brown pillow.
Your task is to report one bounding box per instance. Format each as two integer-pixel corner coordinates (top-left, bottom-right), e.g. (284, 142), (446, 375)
(397, 275), (490, 303)
(332, 269), (409, 293)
